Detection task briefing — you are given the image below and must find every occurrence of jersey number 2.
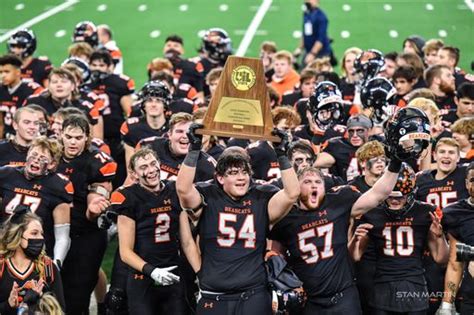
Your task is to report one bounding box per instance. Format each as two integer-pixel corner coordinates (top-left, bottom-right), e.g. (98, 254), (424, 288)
(155, 213), (171, 243)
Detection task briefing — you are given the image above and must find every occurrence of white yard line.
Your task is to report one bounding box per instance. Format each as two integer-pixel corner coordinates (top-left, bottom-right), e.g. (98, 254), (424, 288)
(235, 0), (272, 56)
(465, 0), (474, 12)
(0, 0), (79, 43)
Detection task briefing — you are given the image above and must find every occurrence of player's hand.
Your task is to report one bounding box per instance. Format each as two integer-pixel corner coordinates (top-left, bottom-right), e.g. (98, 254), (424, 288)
(354, 223), (373, 241)
(87, 196), (110, 218)
(187, 123), (204, 151)
(271, 128), (290, 158)
(150, 266), (180, 286)
(8, 282), (20, 307)
(429, 212), (443, 238)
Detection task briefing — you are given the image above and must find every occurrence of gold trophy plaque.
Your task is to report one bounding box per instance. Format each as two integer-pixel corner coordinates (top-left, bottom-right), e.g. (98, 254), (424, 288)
(196, 56), (279, 141)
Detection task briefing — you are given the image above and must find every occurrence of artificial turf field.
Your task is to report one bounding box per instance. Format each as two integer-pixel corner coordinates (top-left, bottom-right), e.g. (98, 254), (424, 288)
(0, 0), (472, 278)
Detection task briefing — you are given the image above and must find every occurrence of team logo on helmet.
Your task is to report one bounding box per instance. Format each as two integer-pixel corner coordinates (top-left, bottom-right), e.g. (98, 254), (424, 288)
(231, 66), (256, 91)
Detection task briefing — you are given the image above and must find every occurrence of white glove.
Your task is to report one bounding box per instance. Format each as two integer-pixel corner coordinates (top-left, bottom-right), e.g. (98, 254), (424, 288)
(150, 266), (180, 286)
(435, 302), (456, 315)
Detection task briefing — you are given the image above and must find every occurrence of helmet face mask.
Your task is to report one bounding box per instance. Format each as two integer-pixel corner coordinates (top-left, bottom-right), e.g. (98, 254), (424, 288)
(138, 81), (172, 112)
(384, 163), (416, 219)
(62, 57), (91, 83)
(354, 49), (385, 85)
(203, 28), (232, 63)
(73, 21), (99, 48)
(7, 29), (37, 59)
(385, 107), (431, 161)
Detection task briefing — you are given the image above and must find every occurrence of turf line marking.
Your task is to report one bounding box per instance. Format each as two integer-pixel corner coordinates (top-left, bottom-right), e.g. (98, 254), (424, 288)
(0, 0), (78, 43)
(465, 0), (474, 12)
(236, 0), (272, 56)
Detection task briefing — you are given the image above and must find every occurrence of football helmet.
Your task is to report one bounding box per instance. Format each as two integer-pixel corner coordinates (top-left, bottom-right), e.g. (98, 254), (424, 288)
(353, 49), (385, 85)
(385, 107), (431, 161)
(62, 57), (91, 83)
(73, 21), (99, 48)
(202, 28), (232, 63)
(384, 163), (416, 218)
(138, 80), (172, 111)
(307, 81), (344, 130)
(7, 29), (37, 59)
(360, 77), (397, 124)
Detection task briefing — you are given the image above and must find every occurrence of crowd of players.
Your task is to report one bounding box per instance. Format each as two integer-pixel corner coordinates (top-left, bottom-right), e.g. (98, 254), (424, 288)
(0, 8), (472, 315)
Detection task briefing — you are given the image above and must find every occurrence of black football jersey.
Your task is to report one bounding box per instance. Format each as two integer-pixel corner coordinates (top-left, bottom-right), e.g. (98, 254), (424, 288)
(120, 116), (168, 148)
(360, 201), (437, 284)
(435, 94), (457, 125)
(195, 182), (279, 292)
(0, 140), (28, 167)
(138, 136), (215, 181)
(111, 181), (182, 268)
(171, 57), (204, 95)
(269, 185), (360, 298)
(56, 148), (116, 233)
(168, 97), (194, 115)
(415, 166), (468, 209)
(321, 137), (360, 182)
(348, 175), (372, 194)
(281, 90), (303, 107)
(84, 74), (135, 140)
(25, 93), (99, 125)
(0, 167), (73, 256)
(0, 82), (43, 135)
(247, 141), (280, 182)
(340, 78), (356, 104)
(442, 199), (474, 245)
(21, 57), (52, 87)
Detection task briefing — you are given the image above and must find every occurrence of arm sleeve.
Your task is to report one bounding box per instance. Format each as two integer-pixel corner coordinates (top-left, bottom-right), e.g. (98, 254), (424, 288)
(53, 224), (71, 265)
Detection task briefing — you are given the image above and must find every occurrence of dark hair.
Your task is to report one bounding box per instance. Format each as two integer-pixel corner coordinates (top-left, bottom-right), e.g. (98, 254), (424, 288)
(288, 140), (315, 161)
(0, 54), (22, 68)
(150, 71), (174, 89)
(440, 46), (460, 67)
(165, 34), (184, 45)
(384, 51), (398, 62)
(457, 82), (474, 100)
(424, 65), (450, 87)
(90, 49), (113, 66)
(129, 147), (160, 172)
(393, 65), (417, 82)
(315, 71), (340, 87)
(62, 114), (90, 137)
(215, 152), (252, 177)
(467, 161), (474, 177)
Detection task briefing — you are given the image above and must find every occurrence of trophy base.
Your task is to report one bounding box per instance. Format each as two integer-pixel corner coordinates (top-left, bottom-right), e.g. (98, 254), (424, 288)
(196, 128), (280, 142)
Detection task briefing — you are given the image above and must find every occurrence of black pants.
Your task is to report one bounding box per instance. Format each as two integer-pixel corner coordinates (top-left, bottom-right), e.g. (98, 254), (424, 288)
(303, 285), (361, 315)
(372, 310), (426, 315)
(371, 280), (429, 314)
(197, 286), (271, 315)
(106, 249), (129, 315)
(126, 271), (187, 315)
(105, 137), (126, 189)
(355, 259), (376, 315)
(62, 229), (108, 315)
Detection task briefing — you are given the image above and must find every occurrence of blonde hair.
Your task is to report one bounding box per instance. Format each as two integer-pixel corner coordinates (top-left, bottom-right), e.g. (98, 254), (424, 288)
(356, 140), (385, 163)
(68, 42), (94, 59)
(0, 212), (48, 280)
(274, 50), (293, 64)
(451, 117), (474, 136)
(423, 39), (444, 55)
(306, 57), (332, 72)
(205, 67), (223, 85)
(341, 47), (362, 76)
(34, 292), (63, 315)
(29, 136), (63, 167)
(169, 112), (193, 132)
(407, 97), (440, 125)
(435, 137), (460, 153)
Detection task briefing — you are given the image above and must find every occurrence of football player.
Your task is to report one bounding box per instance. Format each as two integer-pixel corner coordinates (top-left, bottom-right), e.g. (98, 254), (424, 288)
(0, 136), (73, 267)
(121, 81), (170, 168)
(98, 24), (123, 74)
(451, 117), (474, 164)
(0, 106), (41, 166)
(137, 112), (215, 181)
(7, 29), (52, 87)
(315, 114), (373, 182)
(0, 54), (43, 137)
(57, 114), (116, 315)
(437, 162), (474, 314)
(176, 127), (299, 314)
(72, 21), (99, 49)
(114, 148), (186, 314)
(84, 49), (134, 186)
(352, 164), (448, 314)
(425, 65), (457, 125)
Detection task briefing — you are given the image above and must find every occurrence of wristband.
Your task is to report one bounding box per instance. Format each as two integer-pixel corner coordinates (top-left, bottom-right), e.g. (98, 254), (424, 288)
(388, 158), (402, 173)
(142, 263), (154, 277)
(278, 156), (292, 171)
(183, 150), (200, 167)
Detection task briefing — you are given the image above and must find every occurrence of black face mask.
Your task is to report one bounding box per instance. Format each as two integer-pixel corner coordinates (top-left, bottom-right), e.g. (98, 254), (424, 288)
(305, 2), (314, 11)
(90, 70), (109, 83)
(22, 238), (44, 260)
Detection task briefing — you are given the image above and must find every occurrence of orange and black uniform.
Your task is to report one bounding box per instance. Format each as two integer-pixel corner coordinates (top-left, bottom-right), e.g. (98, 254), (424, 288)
(120, 116), (168, 148)
(0, 257), (64, 314)
(20, 57), (52, 87)
(111, 181), (186, 315)
(195, 182), (278, 314)
(247, 141), (280, 182)
(57, 147), (116, 315)
(269, 186), (362, 315)
(0, 81), (43, 136)
(360, 202), (438, 314)
(320, 137), (361, 182)
(0, 140), (28, 167)
(0, 166), (73, 256)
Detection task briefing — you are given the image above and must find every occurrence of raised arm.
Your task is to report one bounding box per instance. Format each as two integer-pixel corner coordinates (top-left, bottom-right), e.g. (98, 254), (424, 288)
(314, 151), (336, 168)
(179, 212), (201, 272)
(348, 223), (372, 262)
(427, 211), (449, 264)
(176, 124), (204, 212)
(351, 158), (401, 217)
(268, 130), (300, 225)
